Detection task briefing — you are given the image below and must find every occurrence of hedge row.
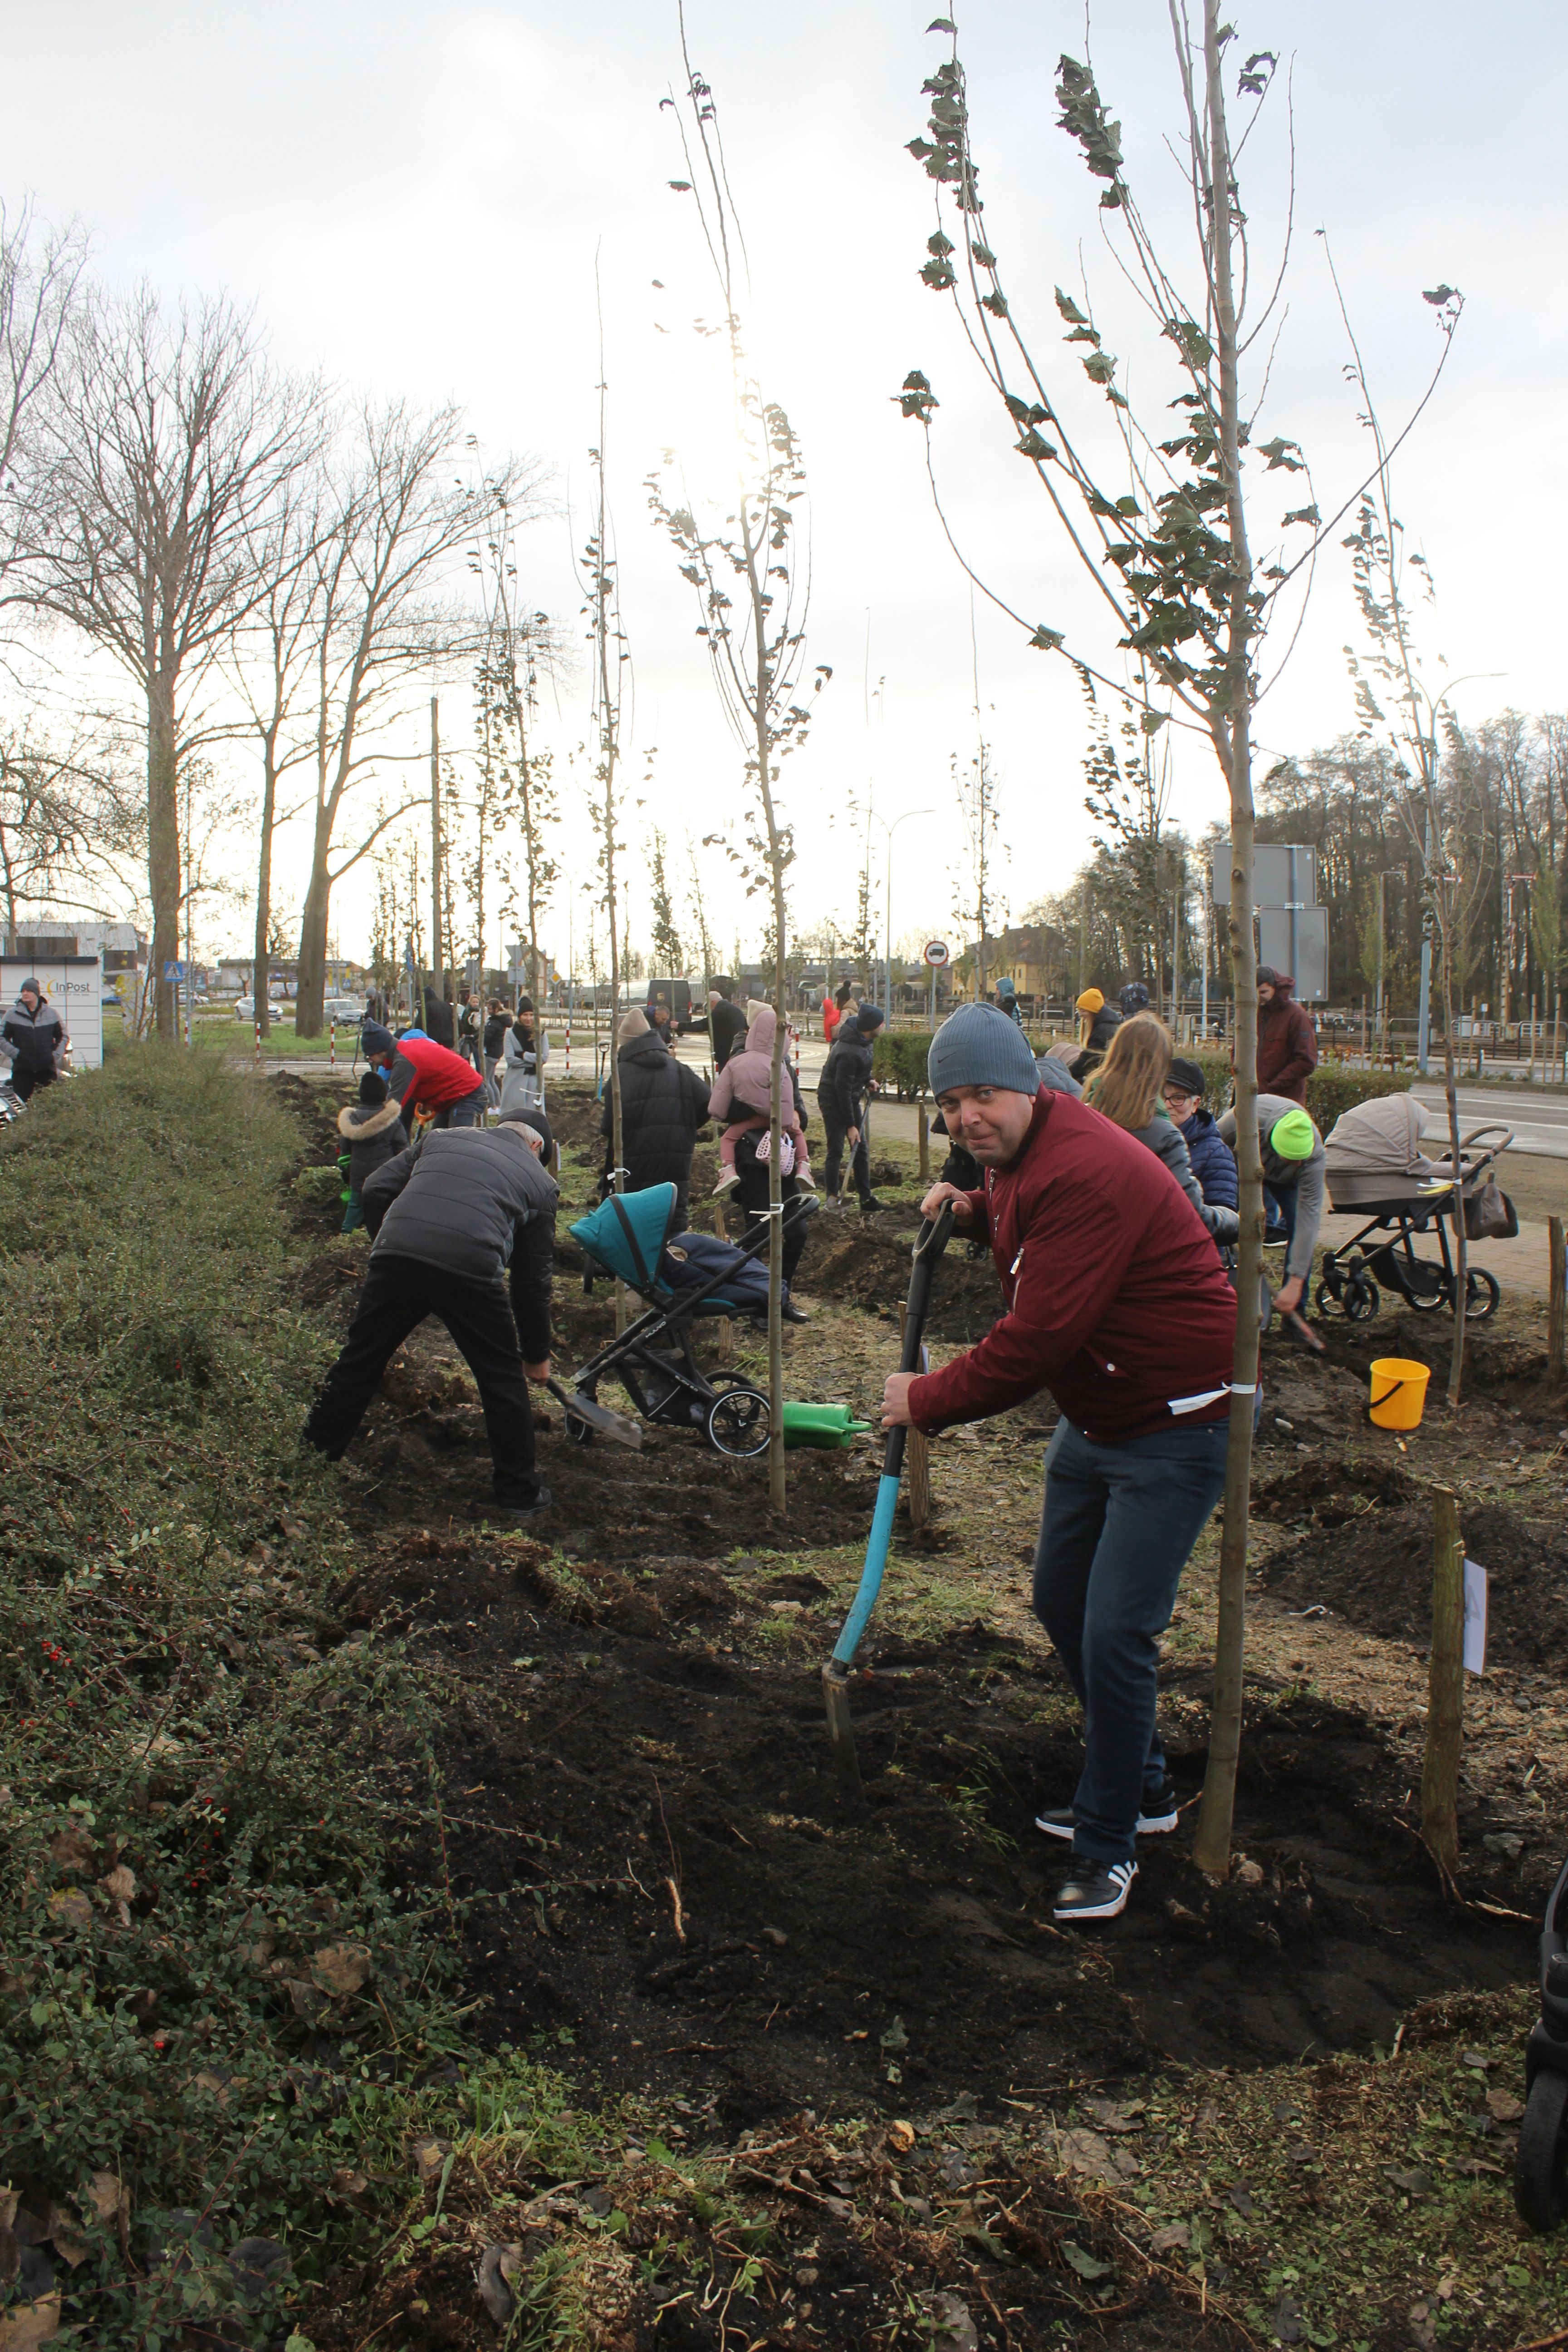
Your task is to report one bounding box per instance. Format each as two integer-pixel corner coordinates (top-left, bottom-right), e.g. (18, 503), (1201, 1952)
(872, 1029), (1413, 1132)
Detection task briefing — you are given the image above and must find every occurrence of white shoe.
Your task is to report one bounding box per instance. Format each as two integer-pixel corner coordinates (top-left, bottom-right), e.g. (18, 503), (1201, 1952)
(797, 1168), (816, 1189)
(712, 1168), (740, 1195)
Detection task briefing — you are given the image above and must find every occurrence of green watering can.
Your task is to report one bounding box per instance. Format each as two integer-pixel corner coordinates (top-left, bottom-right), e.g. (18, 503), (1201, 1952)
(781, 1401), (872, 1450)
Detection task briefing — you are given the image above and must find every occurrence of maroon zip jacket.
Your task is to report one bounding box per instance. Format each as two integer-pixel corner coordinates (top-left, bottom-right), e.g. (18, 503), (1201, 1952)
(907, 1089), (1240, 1443)
(1256, 982), (1318, 1103)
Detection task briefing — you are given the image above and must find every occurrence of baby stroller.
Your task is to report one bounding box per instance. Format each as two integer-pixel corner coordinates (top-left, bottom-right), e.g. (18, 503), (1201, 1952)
(564, 1182), (807, 1459)
(1315, 1095), (1515, 1324)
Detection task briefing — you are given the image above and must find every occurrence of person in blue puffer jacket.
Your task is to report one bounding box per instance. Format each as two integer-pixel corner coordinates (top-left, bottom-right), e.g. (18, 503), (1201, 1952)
(1160, 1057), (1238, 1215)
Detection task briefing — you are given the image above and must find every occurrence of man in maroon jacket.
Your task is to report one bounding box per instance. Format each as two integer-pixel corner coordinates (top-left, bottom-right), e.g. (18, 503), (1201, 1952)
(1254, 967), (1318, 1104)
(882, 1004), (1243, 1923)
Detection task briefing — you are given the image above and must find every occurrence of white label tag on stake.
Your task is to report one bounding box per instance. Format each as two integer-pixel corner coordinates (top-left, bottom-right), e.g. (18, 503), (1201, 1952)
(1462, 1558), (1487, 1675)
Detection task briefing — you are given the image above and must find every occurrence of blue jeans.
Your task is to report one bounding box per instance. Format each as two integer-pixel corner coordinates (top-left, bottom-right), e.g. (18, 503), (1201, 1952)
(1264, 1181), (1294, 1249)
(1031, 1417), (1229, 1866)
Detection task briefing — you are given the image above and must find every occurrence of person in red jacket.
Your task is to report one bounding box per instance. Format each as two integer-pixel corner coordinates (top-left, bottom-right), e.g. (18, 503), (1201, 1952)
(881, 1003), (1243, 1925)
(1254, 967), (1317, 1104)
(821, 978), (853, 1045)
(363, 1022), (487, 1126)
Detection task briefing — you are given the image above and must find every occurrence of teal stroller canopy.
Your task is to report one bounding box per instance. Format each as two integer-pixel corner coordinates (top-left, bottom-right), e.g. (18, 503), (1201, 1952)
(570, 1184), (680, 1292)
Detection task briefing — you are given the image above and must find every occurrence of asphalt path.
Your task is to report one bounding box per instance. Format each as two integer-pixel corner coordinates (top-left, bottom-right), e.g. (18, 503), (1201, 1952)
(1409, 1087), (1568, 1160)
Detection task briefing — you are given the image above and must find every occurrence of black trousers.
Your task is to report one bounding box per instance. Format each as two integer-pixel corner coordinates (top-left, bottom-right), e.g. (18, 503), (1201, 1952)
(10, 1065), (55, 1102)
(819, 1107), (869, 1202)
(303, 1254), (540, 1504)
(732, 1141), (809, 1284)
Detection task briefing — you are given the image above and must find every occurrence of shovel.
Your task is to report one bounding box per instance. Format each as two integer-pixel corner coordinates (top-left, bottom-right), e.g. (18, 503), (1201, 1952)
(822, 1203), (954, 1799)
(545, 1378), (643, 1450)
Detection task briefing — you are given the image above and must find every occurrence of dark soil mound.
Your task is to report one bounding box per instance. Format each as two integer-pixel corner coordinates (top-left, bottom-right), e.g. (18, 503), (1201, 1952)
(269, 1067), (351, 1160)
(1258, 1495), (1568, 1672)
(1251, 1460), (1416, 1529)
(337, 1328), (876, 1563)
(547, 1079), (608, 1156)
(1319, 1308), (1550, 1398)
(801, 1216), (1002, 1343)
(330, 1539), (1529, 2129)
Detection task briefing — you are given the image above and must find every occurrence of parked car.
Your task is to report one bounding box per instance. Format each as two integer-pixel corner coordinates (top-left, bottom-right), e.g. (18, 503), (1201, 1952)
(235, 995), (291, 1022)
(323, 997), (365, 1024)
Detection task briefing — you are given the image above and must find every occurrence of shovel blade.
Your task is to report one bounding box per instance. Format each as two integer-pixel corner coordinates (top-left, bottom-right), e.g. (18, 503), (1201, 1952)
(821, 1661), (863, 1804)
(550, 1383), (643, 1449)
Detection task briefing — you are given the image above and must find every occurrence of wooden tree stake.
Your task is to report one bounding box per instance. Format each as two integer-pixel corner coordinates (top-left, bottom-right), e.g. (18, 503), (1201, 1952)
(917, 1105), (931, 1182)
(1548, 1215), (1565, 1385)
(1420, 1484), (1465, 1875)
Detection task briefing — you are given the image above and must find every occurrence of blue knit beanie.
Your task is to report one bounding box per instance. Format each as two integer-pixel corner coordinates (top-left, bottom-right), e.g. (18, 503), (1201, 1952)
(927, 1001), (1041, 1097)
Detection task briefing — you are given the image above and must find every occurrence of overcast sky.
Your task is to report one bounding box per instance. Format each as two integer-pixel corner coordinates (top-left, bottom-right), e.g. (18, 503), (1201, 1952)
(7, 2), (1566, 971)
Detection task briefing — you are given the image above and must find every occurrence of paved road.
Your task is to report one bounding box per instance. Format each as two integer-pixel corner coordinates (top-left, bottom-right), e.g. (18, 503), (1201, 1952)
(1409, 1087), (1568, 1160)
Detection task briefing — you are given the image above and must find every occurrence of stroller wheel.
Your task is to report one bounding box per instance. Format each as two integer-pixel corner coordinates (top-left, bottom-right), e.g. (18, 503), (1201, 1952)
(1516, 2067), (1568, 2232)
(707, 1382), (771, 1460)
(1408, 1276), (1450, 1313)
(1464, 1266), (1502, 1323)
(1343, 1274), (1380, 1323)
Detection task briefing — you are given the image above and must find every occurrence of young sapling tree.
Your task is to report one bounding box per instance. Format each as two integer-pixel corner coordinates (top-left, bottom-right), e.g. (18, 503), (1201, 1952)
(896, 4), (1459, 1871)
(649, 18), (831, 1510)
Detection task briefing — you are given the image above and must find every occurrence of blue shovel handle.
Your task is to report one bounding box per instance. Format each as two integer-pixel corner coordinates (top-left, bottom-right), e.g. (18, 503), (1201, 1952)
(831, 1203), (955, 1670)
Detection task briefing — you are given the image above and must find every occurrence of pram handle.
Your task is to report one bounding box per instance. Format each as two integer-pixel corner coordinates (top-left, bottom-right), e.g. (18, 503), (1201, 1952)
(1457, 1122), (1514, 1156)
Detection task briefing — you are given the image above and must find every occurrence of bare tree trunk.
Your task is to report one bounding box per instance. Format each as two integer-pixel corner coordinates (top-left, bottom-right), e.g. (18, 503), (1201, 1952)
(147, 673), (181, 1040)
(1192, 0), (1262, 1881)
(252, 736), (278, 1041)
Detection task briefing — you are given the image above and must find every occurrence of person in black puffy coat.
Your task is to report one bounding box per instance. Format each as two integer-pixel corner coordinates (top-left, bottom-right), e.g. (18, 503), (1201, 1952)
(601, 1008), (710, 1225)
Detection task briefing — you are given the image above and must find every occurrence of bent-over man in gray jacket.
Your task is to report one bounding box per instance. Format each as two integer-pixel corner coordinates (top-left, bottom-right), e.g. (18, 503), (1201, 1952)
(1218, 1095), (1325, 1318)
(302, 1105), (557, 1524)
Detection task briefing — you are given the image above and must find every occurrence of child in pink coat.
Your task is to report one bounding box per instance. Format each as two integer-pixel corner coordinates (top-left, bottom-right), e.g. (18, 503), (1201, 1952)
(706, 1004), (815, 1195)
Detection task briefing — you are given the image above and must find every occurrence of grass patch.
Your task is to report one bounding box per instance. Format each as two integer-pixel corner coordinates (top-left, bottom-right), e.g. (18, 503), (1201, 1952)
(0, 1050), (469, 2343)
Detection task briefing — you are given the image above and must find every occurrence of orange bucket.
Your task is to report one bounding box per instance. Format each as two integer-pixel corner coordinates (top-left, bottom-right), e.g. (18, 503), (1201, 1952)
(1368, 1357), (1430, 1431)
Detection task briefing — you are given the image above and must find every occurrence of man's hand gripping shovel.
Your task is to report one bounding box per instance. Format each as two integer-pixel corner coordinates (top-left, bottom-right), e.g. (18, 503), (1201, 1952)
(822, 1203), (954, 1800)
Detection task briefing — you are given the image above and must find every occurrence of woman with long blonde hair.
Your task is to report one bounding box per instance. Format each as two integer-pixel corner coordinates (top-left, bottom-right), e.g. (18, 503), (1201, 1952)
(1084, 1015), (1236, 1245)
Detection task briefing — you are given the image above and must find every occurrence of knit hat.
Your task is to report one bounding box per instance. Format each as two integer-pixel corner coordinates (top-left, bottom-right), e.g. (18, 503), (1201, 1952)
(1119, 981), (1150, 1015)
(854, 1004), (886, 1034)
(1268, 1105), (1317, 1160)
(358, 1070), (388, 1106)
(1166, 1057), (1207, 1101)
(1075, 988), (1105, 1014)
(617, 1007), (650, 1044)
(17, 977), (40, 998)
(498, 1102), (554, 1161)
(927, 1001), (1042, 1098)
(361, 1021), (395, 1059)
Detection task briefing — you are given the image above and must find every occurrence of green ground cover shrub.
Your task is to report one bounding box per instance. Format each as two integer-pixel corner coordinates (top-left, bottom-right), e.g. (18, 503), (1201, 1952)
(0, 1051), (469, 2344)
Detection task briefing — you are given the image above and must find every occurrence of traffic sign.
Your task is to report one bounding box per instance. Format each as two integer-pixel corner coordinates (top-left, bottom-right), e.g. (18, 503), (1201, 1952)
(922, 939), (951, 968)
(162, 960), (189, 982)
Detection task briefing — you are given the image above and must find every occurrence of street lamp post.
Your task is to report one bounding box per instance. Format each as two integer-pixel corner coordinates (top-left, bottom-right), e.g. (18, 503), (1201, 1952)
(871, 807), (934, 1021)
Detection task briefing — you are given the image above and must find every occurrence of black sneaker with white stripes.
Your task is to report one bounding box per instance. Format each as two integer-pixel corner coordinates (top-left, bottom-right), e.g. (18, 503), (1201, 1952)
(1034, 1781), (1179, 1841)
(1053, 1859), (1137, 1921)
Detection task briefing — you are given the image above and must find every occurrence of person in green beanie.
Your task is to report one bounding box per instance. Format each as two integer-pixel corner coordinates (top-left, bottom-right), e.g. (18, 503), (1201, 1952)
(1218, 1094), (1324, 1318)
